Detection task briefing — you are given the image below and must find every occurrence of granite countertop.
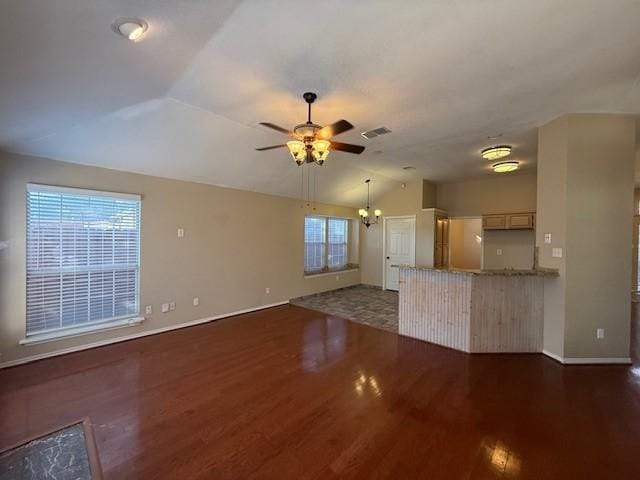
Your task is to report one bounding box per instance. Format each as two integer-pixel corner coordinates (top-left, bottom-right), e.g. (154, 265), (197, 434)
(394, 265), (559, 276)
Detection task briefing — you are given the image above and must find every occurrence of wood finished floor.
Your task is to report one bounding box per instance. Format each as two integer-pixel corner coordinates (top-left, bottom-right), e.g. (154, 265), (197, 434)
(1, 304), (640, 479)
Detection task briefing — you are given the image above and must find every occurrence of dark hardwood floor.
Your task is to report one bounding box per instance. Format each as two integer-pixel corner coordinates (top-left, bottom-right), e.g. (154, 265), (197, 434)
(1, 304), (640, 479)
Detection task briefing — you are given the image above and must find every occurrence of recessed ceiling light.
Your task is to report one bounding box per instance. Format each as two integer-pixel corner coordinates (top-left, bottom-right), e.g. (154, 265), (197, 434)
(492, 161), (519, 173)
(481, 145), (511, 161)
(111, 18), (148, 42)
(402, 166), (416, 171)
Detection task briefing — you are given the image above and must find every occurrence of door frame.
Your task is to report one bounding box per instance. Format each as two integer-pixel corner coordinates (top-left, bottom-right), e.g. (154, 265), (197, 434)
(382, 215), (416, 291)
(633, 215), (640, 293)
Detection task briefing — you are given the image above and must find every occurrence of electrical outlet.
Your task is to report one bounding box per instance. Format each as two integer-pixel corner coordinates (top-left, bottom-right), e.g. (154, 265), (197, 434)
(596, 328), (605, 339)
(544, 233), (552, 244)
(169, 302), (176, 311)
(552, 247), (563, 258)
(193, 297), (199, 306)
(161, 303), (169, 313)
(177, 228), (184, 238)
(145, 305), (153, 315)
(265, 287), (270, 294)
(496, 249), (503, 256)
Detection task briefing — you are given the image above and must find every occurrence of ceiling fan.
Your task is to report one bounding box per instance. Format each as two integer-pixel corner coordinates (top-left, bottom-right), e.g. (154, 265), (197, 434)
(256, 92), (365, 166)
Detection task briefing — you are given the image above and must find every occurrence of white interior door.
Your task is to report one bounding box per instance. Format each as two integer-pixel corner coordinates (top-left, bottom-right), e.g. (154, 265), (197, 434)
(384, 216), (416, 291)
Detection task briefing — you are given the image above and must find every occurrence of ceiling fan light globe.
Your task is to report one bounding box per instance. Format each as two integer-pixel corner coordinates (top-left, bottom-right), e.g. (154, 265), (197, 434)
(311, 139), (330, 164)
(287, 140), (306, 163)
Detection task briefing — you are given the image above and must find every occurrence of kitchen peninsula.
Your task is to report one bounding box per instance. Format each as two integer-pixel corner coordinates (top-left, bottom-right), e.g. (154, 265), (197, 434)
(398, 266), (558, 353)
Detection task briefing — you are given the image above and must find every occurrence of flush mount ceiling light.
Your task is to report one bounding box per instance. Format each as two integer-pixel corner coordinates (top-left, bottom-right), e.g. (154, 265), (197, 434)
(111, 18), (148, 41)
(481, 145), (511, 161)
(492, 161), (519, 173)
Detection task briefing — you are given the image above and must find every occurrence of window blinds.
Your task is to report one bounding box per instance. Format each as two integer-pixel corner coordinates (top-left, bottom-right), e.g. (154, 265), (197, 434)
(25, 184), (141, 336)
(304, 216), (349, 273)
(304, 216), (326, 272)
(327, 218), (348, 269)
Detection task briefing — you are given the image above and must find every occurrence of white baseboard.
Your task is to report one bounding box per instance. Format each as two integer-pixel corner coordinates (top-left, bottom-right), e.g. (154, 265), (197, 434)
(543, 349), (631, 365)
(0, 301), (289, 369)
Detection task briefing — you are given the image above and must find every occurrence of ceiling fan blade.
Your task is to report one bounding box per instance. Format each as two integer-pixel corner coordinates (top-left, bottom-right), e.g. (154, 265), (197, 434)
(330, 141), (365, 154)
(316, 119), (354, 139)
(255, 144), (287, 151)
(259, 122), (299, 138)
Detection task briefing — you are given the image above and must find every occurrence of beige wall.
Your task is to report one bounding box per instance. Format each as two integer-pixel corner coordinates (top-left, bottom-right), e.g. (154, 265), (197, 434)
(0, 153), (360, 365)
(537, 114), (635, 360)
(437, 173), (537, 217)
(483, 230), (535, 270)
(422, 180), (437, 208)
(360, 181), (436, 286)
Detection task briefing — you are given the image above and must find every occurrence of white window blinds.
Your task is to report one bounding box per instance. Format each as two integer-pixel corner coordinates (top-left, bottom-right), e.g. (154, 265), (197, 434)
(304, 216), (326, 272)
(304, 216), (349, 273)
(328, 218), (348, 269)
(26, 184), (141, 337)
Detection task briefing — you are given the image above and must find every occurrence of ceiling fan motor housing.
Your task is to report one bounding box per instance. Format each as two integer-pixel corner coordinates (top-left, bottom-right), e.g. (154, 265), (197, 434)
(303, 92), (317, 104)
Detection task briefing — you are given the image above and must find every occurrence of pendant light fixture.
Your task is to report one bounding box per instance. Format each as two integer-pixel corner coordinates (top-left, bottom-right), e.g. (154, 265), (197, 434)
(358, 179), (381, 228)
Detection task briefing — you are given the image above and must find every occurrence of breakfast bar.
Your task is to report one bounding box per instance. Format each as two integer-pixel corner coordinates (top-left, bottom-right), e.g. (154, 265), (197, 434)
(398, 266), (558, 353)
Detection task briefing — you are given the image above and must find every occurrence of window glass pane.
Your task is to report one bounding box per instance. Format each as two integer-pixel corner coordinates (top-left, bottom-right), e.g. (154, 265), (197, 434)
(26, 186), (140, 336)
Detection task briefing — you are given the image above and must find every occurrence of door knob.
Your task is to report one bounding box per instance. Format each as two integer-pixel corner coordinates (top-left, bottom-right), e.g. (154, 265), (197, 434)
(386, 256), (390, 260)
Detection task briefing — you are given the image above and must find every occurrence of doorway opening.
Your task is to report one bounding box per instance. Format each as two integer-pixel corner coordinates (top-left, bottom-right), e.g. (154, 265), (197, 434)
(448, 217), (482, 270)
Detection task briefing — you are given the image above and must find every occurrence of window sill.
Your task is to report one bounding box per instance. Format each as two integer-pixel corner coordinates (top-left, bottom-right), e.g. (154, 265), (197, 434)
(19, 316), (145, 346)
(304, 268), (359, 279)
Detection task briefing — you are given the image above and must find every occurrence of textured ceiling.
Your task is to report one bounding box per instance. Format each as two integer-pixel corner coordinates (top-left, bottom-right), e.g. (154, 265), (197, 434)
(2, 0), (640, 206)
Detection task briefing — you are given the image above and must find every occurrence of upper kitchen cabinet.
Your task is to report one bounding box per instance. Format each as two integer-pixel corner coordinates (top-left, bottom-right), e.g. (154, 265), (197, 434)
(483, 212), (536, 230)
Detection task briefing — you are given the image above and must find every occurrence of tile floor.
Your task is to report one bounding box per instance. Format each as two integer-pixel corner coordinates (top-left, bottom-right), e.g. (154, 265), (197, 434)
(291, 284), (399, 331)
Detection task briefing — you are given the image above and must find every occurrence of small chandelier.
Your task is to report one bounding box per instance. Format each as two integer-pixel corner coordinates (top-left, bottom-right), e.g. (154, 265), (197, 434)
(358, 179), (381, 228)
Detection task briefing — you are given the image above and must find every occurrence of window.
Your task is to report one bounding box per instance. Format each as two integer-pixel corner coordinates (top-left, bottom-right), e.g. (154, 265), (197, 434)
(25, 184), (141, 338)
(304, 216), (351, 274)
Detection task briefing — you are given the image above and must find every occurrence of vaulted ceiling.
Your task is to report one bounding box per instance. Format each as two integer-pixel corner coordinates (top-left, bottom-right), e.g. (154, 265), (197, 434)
(2, 0), (639, 206)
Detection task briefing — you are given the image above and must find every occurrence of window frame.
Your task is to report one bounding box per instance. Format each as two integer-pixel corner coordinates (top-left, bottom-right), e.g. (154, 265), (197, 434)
(304, 215), (355, 276)
(21, 183), (143, 344)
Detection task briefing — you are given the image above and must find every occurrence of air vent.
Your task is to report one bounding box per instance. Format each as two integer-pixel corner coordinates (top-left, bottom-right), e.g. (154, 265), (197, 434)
(361, 126), (392, 139)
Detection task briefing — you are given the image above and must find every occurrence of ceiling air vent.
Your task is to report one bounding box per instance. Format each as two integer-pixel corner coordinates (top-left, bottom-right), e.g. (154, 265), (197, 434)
(361, 126), (392, 139)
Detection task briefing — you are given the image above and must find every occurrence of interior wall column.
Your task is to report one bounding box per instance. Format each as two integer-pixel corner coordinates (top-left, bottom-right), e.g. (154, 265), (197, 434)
(537, 114), (636, 362)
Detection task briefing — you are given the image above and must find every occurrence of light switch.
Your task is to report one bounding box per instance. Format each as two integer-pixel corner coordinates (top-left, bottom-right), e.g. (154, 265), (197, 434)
(544, 233), (552, 244)
(496, 249), (503, 256)
(169, 302), (176, 311)
(552, 247), (563, 258)
(161, 303), (169, 313)
(177, 228), (185, 238)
